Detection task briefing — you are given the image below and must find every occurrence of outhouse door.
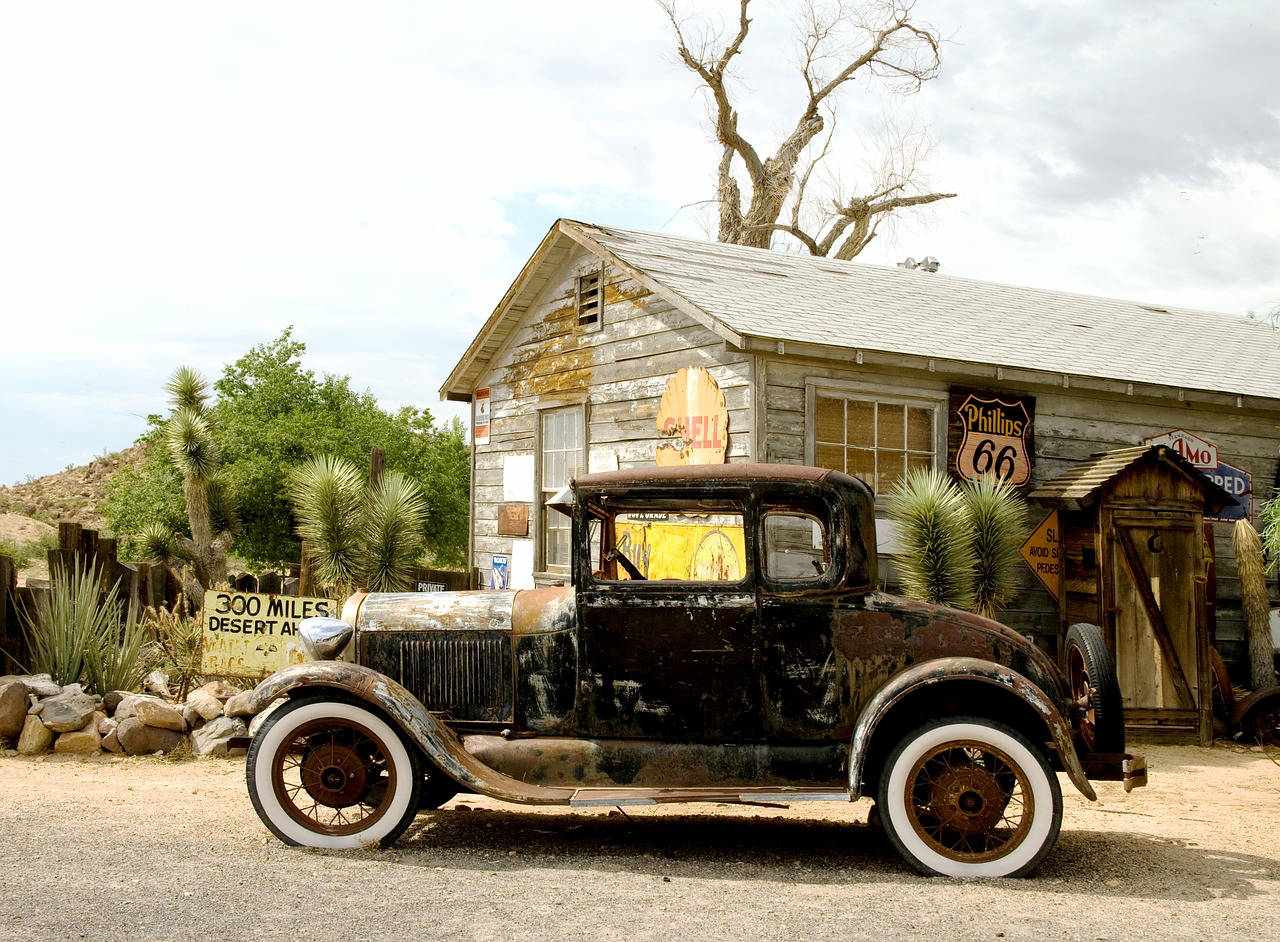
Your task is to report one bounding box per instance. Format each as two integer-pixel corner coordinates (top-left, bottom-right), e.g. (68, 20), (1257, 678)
(1106, 509), (1208, 739)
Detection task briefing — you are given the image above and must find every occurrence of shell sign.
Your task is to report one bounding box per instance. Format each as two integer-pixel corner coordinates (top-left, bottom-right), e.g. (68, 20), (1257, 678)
(655, 366), (728, 466)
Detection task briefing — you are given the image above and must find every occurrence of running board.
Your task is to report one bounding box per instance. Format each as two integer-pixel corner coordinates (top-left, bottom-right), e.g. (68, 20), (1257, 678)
(568, 787), (853, 808)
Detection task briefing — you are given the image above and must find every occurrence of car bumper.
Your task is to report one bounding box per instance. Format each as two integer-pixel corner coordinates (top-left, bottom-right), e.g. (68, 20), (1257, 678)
(1080, 752), (1148, 792)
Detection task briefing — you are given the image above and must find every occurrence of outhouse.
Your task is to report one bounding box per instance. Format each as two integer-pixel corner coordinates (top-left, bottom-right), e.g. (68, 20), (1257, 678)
(1029, 444), (1234, 744)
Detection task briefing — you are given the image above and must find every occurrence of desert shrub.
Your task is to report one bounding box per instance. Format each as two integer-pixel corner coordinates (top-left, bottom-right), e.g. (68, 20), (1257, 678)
(963, 475), (1029, 619)
(142, 599), (205, 702)
(0, 532), (58, 569)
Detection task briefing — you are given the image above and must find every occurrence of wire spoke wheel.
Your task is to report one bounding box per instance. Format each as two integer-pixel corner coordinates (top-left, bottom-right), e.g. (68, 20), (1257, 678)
(904, 740), (1033, 864)
(272, 717), (397, 836)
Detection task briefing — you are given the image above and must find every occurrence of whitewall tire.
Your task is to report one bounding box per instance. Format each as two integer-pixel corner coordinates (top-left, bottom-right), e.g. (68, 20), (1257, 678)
(878, 716), (1062, 878)
(247, 697), (423, 849)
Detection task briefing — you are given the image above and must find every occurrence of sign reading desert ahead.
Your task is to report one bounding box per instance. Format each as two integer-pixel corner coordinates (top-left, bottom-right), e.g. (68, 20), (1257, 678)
(655, 366), (729, 466)
(949, 386), (1035, 487)
(202, 590), (337, 678)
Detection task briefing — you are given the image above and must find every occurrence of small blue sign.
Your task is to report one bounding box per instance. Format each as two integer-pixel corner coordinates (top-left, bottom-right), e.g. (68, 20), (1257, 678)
(1206, 461), (1251, 523)
(490, 554), (510, 590)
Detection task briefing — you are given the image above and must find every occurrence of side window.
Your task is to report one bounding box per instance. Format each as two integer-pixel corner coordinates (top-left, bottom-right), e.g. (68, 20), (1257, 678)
(762, 511), (830, 582)
(598, 507), (747, 583)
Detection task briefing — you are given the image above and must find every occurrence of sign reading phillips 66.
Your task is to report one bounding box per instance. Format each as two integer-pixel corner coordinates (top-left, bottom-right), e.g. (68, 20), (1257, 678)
(949, 387), (1036, 487)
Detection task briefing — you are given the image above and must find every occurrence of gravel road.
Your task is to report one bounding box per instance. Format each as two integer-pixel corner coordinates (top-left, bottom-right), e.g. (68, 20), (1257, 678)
(2, 742), (1277, 941)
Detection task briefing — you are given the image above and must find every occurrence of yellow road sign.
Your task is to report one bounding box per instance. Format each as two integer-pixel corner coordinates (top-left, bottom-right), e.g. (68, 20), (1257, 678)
(1020, 510), (1062, 602)
(202, 590), (337, 679)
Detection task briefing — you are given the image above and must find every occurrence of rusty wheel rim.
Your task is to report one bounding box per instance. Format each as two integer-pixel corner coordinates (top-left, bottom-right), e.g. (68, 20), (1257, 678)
(1068, 646), (1098, 752)
(271, 717), (397, 836)
(905, 740), (1034, 864)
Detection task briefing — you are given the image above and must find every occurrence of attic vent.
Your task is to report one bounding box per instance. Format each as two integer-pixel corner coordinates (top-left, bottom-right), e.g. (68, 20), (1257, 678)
(577, 271), (602, 331)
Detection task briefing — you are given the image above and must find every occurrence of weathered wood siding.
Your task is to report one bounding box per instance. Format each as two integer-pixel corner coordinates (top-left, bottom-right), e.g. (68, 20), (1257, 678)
(758, 353), (1280, 667)
(471, 248), (754, 579)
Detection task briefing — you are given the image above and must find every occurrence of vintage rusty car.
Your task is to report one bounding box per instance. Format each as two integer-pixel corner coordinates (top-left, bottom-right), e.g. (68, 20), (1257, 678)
(244, 464), (1146, 877)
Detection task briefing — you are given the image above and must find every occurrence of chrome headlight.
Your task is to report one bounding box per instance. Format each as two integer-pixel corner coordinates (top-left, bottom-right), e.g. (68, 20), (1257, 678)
(298, 617), (354, 661)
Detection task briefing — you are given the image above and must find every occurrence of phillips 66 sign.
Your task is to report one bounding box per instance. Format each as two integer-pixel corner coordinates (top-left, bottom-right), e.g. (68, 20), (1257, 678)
(948, 387), (1036, 488)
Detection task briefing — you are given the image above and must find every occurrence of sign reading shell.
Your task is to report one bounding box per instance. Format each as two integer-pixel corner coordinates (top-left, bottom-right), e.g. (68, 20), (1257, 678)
(202, 590), (337, 678)
(949, 386), (1035, 487)
(655, 366), (729, 466)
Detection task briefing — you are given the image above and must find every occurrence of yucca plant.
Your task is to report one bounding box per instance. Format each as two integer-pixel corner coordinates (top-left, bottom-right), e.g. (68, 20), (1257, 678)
(288, 454), (427, 593)
(83, 592), (149, 695)
(1234, 518), (1276, 689)
(142, 598), (205, 702)
(886, 467), (976, 609)
(963, 475), (1030, 619)
(18, 561), (107, 685)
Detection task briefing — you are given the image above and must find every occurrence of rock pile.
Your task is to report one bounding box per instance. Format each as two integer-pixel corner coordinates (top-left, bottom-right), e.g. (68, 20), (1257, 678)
(0, 674), (253, 759)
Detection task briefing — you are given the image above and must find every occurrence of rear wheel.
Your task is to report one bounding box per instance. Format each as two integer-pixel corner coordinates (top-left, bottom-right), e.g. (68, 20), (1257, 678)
(878, 716), (1063, 877)
(1065, 622), (1125, 754)
(247, 697), (423, 849)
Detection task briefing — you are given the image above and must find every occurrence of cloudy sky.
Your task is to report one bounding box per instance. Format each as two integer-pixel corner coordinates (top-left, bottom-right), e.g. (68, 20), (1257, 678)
(1, 0), (1277, 484)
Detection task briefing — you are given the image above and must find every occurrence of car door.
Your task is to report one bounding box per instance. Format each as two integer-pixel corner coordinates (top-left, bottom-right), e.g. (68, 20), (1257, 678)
(575, 491), (762, 742)
(756, 493), (858, 741)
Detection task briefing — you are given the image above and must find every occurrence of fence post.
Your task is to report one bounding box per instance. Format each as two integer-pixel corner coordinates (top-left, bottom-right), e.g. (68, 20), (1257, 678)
(369, 447), (386, 490)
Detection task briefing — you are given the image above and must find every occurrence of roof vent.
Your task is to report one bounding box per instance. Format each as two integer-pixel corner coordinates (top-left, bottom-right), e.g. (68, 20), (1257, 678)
(897, 256), (940, 273)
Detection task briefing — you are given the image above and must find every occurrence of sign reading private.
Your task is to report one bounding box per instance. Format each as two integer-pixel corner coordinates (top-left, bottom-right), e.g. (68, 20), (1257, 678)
(656, 366), (729, 466)
(1019, 510), (1061, 602)
(202, 590), (337, 678)
(949, 387), (1035, 487)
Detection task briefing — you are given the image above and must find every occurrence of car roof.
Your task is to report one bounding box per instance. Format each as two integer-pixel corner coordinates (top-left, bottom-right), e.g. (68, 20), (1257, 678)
(574, 463), (837, 489)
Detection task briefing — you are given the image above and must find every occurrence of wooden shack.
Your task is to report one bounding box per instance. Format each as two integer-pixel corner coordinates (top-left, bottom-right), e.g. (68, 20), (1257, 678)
(1030, 445), (1233, 743)
(441, 219), (1280, 681)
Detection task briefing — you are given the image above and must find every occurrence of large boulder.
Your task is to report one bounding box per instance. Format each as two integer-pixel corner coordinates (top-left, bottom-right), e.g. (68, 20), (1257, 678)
(40, 691), (100, 733)
(113, 694), (164, 722)
(190, 716), (249, 757)
(116, 717), (185, 755)
(0, 681), (26, 739)
(198, 680), (244, 702)
(223, 690), (256, 718)
(54, 712), (103, 754)
(187, 689), (225, 722)
(16, 715), (53, 755)
(135, 699), (187, 732)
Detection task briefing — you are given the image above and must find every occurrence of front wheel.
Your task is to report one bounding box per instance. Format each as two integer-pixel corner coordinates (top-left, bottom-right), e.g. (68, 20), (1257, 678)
(247, 696), (423, 849)
(878, 716), (1063, 877)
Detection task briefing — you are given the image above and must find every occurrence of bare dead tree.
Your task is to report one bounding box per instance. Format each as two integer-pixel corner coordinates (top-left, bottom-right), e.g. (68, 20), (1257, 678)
(661, 0), (956, 258)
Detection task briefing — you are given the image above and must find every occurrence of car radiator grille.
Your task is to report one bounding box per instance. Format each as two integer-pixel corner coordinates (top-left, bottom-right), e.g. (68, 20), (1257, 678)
(361, 631), (514, 723)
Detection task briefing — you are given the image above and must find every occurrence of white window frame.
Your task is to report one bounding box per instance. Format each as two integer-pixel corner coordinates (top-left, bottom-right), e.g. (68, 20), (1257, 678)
(804, 378), (945, 505)
(535, 403), (587, 573)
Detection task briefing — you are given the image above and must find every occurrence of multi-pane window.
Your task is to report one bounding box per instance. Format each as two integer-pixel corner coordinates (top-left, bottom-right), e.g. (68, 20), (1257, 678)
(813, 394), (935, 495)
(540, 407), (584, 570)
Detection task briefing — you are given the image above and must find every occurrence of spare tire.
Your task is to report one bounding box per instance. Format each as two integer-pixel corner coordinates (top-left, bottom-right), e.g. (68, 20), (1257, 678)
(1065, 622), (1125, 754)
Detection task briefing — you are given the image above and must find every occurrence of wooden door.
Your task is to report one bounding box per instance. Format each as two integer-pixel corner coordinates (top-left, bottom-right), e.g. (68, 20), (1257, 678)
(1107, 510), (1204, 735)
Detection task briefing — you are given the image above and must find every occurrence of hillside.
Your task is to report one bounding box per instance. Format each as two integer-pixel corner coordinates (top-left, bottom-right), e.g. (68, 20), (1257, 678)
(0, 444), (146, 533)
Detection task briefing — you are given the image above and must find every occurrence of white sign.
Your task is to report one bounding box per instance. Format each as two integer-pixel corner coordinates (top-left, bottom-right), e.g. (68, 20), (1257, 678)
(502, 454), (535, 502)
(509, 538), (535, 590)
(1143, 429), (1217, 470)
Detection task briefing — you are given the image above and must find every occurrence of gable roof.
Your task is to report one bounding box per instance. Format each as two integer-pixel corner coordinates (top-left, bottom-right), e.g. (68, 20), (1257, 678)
(1028, 444), (1234, 513)
(441, 219), (1280, 403)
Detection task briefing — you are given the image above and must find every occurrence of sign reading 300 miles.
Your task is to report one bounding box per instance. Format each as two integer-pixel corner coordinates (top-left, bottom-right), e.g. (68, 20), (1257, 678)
(202, 590), (337, 678)
(949, 387), (1035, 488)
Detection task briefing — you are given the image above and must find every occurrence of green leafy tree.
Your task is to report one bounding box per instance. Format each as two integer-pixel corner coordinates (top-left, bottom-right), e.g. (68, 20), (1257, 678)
(103, 328), (470, 570)
(289, 455), (427, 594)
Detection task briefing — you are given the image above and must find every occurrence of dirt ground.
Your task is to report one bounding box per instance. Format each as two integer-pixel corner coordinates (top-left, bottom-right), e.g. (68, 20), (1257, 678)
(1, 741), (1277, 941)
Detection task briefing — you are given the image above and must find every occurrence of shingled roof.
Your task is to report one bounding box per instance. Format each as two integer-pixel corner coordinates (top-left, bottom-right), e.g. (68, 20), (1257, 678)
(1028, 444), (1234, 513)
(442, 220), (1280, 403)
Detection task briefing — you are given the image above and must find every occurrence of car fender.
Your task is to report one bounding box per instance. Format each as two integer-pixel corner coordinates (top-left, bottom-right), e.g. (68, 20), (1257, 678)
(246, 662), (578, 805)
(847, 657), (1096, 801)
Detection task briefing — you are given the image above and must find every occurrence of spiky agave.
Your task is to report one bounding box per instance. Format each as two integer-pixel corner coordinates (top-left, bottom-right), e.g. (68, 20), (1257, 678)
(963, 474), (1029, 619)
(886, 467), (976, 610)
(288, 454), (365, 591)
(1234, 519), (1276, 689)
(360, 470), (428, 593)
(19, 560), (115, 687)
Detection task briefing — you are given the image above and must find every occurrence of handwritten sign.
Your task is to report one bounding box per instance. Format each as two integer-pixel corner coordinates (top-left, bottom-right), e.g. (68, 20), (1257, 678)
(656, 366), (729, 466)
(1019, 511), (1061, 602)
(202, 590), (337, 678)
(949, 387), (1035, 488)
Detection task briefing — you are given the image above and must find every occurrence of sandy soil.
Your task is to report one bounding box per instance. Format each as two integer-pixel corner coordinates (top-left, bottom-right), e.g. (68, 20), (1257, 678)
(1, 741), (1277, 941)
